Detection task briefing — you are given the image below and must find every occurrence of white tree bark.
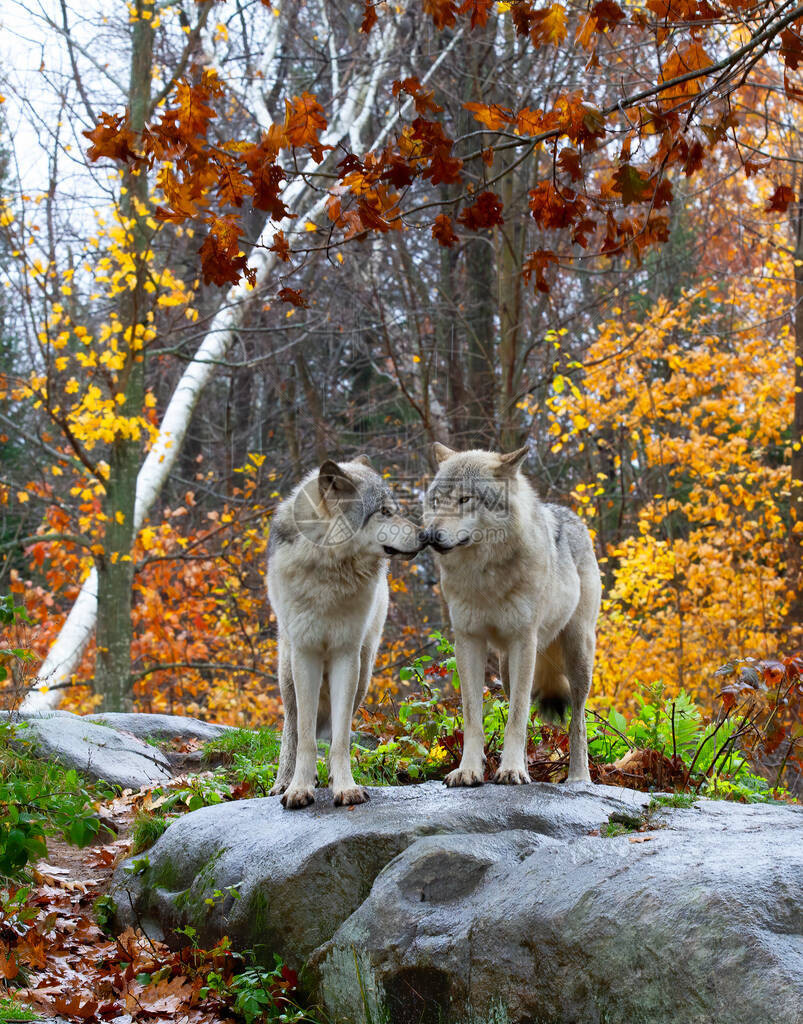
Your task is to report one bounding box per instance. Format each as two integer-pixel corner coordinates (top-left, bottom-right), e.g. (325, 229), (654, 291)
(24, 5), (461, 710)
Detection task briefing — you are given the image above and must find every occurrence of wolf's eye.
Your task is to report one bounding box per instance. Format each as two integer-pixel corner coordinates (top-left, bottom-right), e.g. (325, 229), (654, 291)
(458, 495), (471, 505)
(380, 507), (393, 518)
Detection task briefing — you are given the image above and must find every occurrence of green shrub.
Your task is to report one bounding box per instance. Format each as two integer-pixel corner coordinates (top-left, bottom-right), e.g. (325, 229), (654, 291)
(0, 719), (113, 880)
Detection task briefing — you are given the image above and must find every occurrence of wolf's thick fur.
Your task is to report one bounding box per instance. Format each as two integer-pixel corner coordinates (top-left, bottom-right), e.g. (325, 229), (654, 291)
(422, 443), (601, 785)
(267, 457), (422, 809)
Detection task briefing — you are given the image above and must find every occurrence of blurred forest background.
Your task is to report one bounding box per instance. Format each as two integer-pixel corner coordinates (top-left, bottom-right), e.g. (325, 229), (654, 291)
(0, 0), (801, 724)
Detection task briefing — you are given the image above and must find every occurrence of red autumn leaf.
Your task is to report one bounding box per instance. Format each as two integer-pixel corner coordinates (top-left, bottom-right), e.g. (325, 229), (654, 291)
(522, 248), (558, 292)
(651, 176), (674, 208)
(613, 163), (650, 205)
(252, 164), (289, 218)
(381, 152), (417, 188)
(423, 0), (459, 29)
(660, 42), (713, 105)
(529, 181), (586, 229)
(337, 153), (364, 178)
(427, 152), (464, 185)
(760, 659), (786, 687)
(517, 107), (546, 135)
(784, 654), (803, 680)
(284, 92), (328, 158)
(459, 0), (494, 28)
(360, 0), (378, 33)
(199, 218), (252, 287)
(432, 213), (460, 247)
(83, 113), (138, 164)
(216, 164), (251, 208)
(51, 994), (99, 1020)
(270, 230), (291, 262)
(392, 77), (443, 115)
(780, 27), (803, 70)
(174, 78), (218, 138)
(278, 287), (309, 308)
(457, 190), (504, 230)
(681, 139), (705, 176)
(766, 184), (796, 213)
(558, 147), (583, 181)
(0, 947), (19, 980)
(591, 0), (625, 31)
(572, 217), (596, 248)
(280, 963), (299, 989)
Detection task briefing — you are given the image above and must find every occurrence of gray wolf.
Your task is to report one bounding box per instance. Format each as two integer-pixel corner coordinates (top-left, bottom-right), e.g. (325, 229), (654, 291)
(267, 456), (423, 809)
(421, 443), (601, 785)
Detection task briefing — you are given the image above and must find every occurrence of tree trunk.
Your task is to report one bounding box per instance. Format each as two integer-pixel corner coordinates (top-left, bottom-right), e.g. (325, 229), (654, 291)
(93, 0), (153, 710)
(786, 194), (803, 636)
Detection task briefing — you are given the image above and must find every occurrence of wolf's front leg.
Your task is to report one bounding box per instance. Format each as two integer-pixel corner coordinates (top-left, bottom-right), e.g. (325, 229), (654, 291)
(495, 634), (537, 785)
(270, 639), (296, 796)
(281, 646), (323, 809)
(328, 649), (369, 806)
(445, 632), (487, 787)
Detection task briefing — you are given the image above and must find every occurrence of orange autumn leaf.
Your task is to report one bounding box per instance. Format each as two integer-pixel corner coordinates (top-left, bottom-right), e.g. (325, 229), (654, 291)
(463, 102), (515, 130)
(283, 92), (328, 157)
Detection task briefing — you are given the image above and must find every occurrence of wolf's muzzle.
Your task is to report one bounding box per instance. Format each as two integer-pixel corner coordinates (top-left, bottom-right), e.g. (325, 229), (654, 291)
(419, 527), (468, 554)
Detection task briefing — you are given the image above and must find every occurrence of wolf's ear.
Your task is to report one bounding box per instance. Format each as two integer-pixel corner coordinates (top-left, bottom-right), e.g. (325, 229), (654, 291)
(353, 454), (373, 467)
(432, 442), (457, 465)
(496, 445), (529, 476)
(318, 459), (357, 498)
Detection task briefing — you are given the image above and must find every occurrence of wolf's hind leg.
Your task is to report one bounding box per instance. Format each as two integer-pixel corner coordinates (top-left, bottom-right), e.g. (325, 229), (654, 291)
(561, 621), (594, 784)
(495, 634), (536, 785)
(329, 649), (369, 806)
(445, 632), (487, 787)
(354, 641), (378, 714)
(270, 639), (296, 796)
(281, 646), (323, 809)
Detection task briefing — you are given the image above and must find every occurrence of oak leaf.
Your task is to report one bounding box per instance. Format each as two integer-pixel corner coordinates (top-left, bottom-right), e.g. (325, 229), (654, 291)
(457, 190), (504, 229)
(423, 0), (459, 29)
(765, 184), (796, 213)
(284, 92), (328, 159)
(530, 4), (568, 47)
(83, 113), (137, 164)
(360, 0), (378, 33)
(522, 248), (558, 292)
(613, 164), (650, 205)
(432, 213), (460, 247)
(278, 287), (309, 308)
(463, 102), (514, 130)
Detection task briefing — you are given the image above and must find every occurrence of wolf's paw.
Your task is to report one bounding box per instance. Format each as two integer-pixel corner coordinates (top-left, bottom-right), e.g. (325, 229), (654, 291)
(493, 766), (531, 785)
(565, 771), (592, 785)
(444, 766), (484, 787)
(333, 786), (370, 807)
(280, 786), (315, 809)
(269, 780), (288, 797)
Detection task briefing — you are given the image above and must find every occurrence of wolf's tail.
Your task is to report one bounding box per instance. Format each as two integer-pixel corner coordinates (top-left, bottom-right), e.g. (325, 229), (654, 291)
(533, 638), (571, 721)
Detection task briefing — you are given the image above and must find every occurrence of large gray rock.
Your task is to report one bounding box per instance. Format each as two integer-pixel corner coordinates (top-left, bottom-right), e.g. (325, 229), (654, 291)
(314, 800), (803, 1024)
(4, 710), (173, 789)
(85, 712), (232, 744)
(110, 783), (803, 1024)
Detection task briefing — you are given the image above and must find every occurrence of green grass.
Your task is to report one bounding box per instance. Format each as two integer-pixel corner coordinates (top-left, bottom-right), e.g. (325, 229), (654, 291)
(649, 792), (698, 810)
(131, 810), (169, 853)
(0, 995), (40, 1022)
(202, 726), (281, 764)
